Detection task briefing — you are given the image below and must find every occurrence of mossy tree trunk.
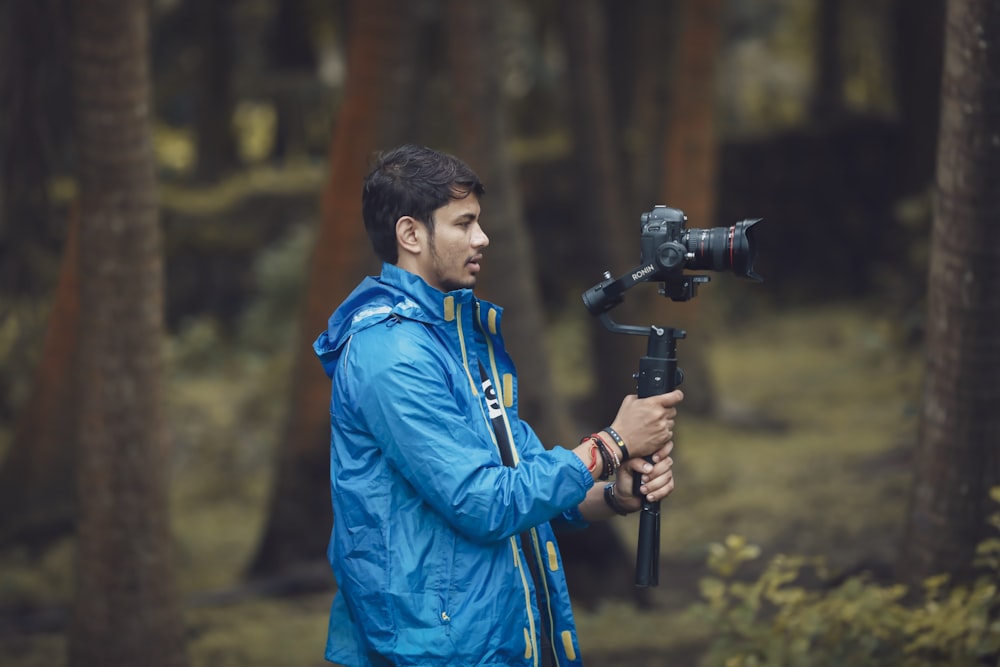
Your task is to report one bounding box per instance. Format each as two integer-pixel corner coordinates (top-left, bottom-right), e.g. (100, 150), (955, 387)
(898, 0), (1000, 585)
(67, 0), (188, 664)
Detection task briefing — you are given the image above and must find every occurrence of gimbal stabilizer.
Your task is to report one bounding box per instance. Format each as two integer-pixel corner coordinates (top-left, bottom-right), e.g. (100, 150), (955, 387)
(583, 271), (705, 587)
(582, 205), (762, 587)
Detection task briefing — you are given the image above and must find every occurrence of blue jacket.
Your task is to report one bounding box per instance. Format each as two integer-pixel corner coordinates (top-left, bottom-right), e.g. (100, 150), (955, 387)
(314, 263), (595, 666)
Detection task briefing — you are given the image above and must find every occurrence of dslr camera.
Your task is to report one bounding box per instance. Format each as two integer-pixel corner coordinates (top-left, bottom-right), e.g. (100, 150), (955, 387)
(583, 205), (761, 315)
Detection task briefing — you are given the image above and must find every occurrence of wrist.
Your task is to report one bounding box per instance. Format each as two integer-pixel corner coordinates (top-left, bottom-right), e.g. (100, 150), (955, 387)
(576, 433), (621, 482)
(603, 480), (640, 515)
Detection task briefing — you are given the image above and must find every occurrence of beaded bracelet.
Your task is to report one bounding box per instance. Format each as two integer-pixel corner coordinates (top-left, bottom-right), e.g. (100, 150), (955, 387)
(595, 437), (619, 480)
(593, 436), (612, 481)
(581, 434), (618, 481)
(602, 426), (629, 461)
(603, 483), (630, 516)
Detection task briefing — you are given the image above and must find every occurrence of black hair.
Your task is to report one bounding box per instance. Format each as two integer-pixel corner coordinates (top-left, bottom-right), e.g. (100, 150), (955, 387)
(361, 144), (486, 264)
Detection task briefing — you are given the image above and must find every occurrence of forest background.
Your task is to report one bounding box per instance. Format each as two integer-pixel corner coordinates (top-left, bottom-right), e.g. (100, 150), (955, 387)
(1, 0), (998, 665)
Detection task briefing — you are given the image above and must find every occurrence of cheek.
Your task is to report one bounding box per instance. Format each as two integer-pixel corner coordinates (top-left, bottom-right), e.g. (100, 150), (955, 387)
(444, 239), (467, 261)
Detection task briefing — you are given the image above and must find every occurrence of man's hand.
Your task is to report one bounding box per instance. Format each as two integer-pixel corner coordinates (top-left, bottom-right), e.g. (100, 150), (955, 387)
(615, 439), (674, 507)
(609, 390), (683, 460)
(571, 389), (683, 488)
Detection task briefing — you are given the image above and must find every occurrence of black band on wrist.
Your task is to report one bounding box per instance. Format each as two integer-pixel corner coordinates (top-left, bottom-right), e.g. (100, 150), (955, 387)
(603, 483), (630, 516)
(602, 426), (629, 460)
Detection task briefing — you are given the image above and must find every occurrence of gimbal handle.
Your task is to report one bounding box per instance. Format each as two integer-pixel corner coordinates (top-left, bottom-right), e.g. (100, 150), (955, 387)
(633, 325), (684, 587)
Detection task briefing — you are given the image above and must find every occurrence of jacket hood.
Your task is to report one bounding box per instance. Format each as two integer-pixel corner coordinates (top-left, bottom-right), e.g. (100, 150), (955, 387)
(313, 262), (477, 378)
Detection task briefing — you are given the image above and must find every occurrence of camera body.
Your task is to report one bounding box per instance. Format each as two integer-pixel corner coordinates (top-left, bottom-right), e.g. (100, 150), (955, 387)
(581, 205), (761, 316)
(639, 205), (690, 276)
(640, 205), (762, 281)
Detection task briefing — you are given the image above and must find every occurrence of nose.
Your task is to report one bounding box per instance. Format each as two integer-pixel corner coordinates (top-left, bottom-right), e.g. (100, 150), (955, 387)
(472, 223), (489, 249)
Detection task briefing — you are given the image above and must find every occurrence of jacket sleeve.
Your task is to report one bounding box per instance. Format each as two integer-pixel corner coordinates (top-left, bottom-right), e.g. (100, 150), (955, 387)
(513, 419), (592, 531)
(342, 324), (593, 545)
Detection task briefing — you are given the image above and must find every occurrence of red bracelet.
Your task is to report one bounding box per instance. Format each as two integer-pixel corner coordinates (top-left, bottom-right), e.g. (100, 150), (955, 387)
(584, 439), (599, 472)
(581, 435), (612, 478)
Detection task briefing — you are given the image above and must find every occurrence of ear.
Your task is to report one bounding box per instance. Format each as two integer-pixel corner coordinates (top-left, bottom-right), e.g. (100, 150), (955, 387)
(395, 216), (424, 256)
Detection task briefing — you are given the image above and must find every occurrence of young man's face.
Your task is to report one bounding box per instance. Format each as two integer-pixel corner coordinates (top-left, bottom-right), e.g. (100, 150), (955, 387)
(420, 194), (489, 292)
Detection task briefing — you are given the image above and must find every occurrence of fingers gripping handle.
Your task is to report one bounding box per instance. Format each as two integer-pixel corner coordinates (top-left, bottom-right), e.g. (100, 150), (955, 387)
(633, 326), (684, 587)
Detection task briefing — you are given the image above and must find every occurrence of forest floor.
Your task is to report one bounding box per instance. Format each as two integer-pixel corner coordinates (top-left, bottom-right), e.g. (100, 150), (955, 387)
(0, 300), (923, 667)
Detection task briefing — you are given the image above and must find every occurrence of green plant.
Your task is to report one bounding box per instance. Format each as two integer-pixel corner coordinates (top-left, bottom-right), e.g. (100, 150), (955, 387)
(692, 492), (1000, 667)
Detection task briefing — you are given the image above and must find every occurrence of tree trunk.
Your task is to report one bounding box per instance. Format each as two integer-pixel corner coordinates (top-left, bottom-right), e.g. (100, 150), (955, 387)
(560, 0), (649, 426)
(445, 0), (573, 447)
(67, 0), (188, 665)
(660, 0), (723, 230)
(811, 0), (844, 121)
(626, 0), (678, 207)
(890, 0), (946, 199)
(246, 0), (419, 577)
(898, 0), (1000, 585)
(194, 0), (237, 181)
(0, 204), (79, 551)
(654, 0), (725, 416)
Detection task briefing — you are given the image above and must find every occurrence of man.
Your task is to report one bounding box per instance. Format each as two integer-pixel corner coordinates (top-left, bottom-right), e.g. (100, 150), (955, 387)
(314, 144), (682, 666)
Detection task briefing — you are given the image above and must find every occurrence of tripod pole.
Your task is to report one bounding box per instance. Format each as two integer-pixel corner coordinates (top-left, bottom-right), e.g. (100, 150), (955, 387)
(634, 325), (684, 587)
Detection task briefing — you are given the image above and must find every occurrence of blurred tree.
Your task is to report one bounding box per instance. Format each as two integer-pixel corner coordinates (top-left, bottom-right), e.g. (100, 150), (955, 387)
(0, 0), (77, 551)
(264, 0), (321, 162)
(0, 0), (73, 297)
(445, 0), (640, 611)
(560, 0), (649, 426)
(193, 0), (237, 181)
(446, 0), (573, 448)
(890, 0), (946, 200)
(660, 0), (724, 231)
(247, 0), (422, 578)
(622, 0), (676, 207)
(0, 205), (78, 551)
(811, 0), (843, 121)
(650, 0), (726, 416)
(67, 0), (188, 665)
(898, 0), (1000, 584)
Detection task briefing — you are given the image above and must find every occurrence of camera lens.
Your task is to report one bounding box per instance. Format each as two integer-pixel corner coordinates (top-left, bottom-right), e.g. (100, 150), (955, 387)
(682, 219), (761, 281)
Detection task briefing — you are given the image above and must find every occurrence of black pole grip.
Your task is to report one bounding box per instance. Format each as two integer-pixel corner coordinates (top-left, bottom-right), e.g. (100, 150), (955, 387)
(633, 326), (681, 587)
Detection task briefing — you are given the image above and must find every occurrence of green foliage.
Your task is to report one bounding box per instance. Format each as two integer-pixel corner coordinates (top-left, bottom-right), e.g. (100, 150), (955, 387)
(159, 223), (315, 592)
(0, 296), (50, 427)
(0, 538), (74, 608)
(185, 595), (330, 667)
(235, 222), (313, 353)
(692, 503), (1000, 667)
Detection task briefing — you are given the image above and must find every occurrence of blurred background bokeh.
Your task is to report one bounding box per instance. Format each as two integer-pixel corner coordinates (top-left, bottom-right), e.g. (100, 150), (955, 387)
(2, 0), (998, 665)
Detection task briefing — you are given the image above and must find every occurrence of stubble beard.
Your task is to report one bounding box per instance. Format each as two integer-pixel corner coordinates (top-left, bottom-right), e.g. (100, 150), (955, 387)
(429, 242), (478, 292)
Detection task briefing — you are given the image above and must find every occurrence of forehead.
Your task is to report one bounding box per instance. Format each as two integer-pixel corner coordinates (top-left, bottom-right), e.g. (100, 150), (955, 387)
(433, 194), (480, 222)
